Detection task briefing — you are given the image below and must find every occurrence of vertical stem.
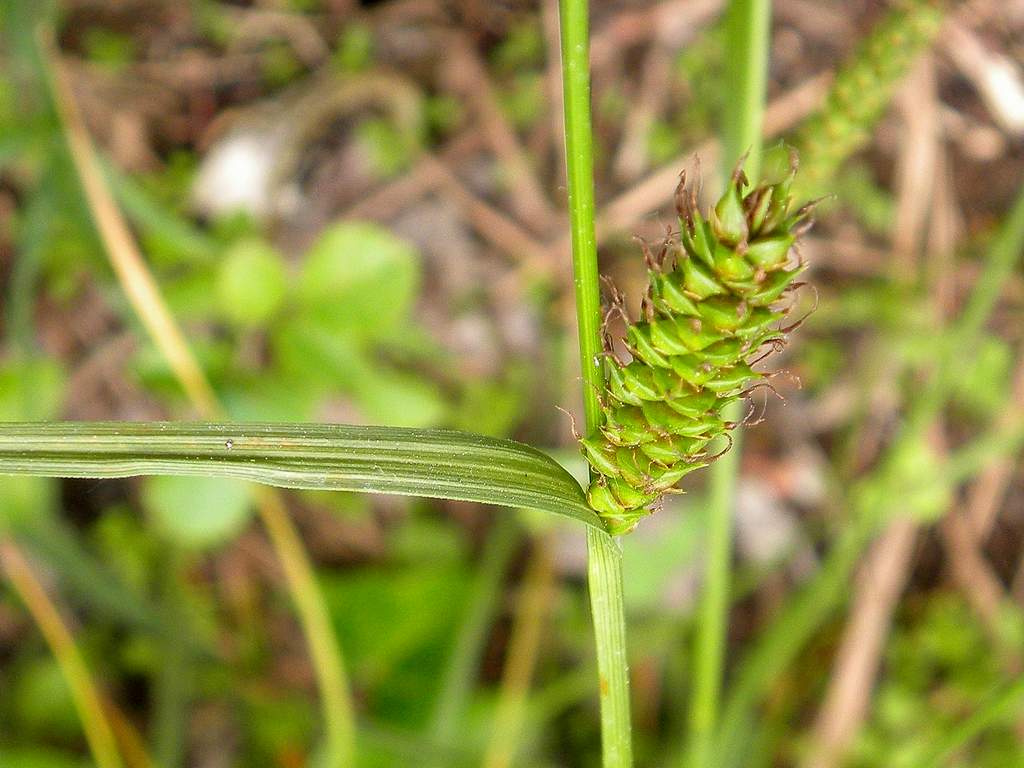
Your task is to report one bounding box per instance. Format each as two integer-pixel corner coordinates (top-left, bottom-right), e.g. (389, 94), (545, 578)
(722, 0), (771, 184)
(255, 488), (355, 766)
(430, 514), (519, 751)
(482, 535), (555, 768)
(558, 1), (633, 765)
(688, 2), (771, 767)
(559, 0), (603, 430)
(0, 541), (125, 768)
(586, 527), (633, 767)
(153, 550), (189, 768)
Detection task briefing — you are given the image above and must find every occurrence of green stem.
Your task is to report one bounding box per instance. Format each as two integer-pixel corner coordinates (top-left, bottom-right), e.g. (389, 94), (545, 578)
(715, 517), (875, 768)
(153, 549), (189, 768)
(688, 2), (771, 766)
(16, 516), (168, 638)
(559, 0), (603, 432)
(722, 0), (771, 184)
(915, 676), (1024, 768)
(0, 541), (125, 768)
(586, 527), (633, 766)
(558, 0), (633, 765)
(430, 514), (519, 751)
(254, 487), (355, 767)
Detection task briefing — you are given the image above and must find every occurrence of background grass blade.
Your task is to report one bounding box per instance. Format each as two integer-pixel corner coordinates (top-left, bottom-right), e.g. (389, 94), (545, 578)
(688, 1), (771, 766)
(915, 676), (1024, 768)
(0, 422), (602, 529)
(0, 541), (125, 768)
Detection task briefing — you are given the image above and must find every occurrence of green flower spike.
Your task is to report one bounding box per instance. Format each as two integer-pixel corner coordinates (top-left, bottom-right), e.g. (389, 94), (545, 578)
(581, 152), (813, 535)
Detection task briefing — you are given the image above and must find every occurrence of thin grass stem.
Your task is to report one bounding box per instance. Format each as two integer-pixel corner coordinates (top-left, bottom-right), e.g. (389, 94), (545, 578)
(482, 535), (555, 768)
(0, 541), (125, 768)
(152, 550), (189, 768)
(916, 676), (1024, 768)
(430, 514), (519, 753)
(688, 2), (771, 766)
(558, 0), (633, 764)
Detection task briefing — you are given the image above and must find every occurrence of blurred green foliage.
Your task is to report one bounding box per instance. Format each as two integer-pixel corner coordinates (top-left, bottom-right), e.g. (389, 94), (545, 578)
(1, 0), (1023, 766)
(333, 24), (375, 73)
(0, 358), (66, 533)
(851, 594), (1024, 767)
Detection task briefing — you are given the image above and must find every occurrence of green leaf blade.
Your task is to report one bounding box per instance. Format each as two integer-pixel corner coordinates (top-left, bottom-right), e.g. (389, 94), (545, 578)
(0, 422), (601, 529)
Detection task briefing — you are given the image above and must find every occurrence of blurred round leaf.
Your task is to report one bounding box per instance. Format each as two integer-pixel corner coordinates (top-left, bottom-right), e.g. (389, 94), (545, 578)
(81, 28), (136, 71)
(954, 337), (1012, 416)
(0, 358), (65, 421)
(356, 118), (415, 178)
(333, 23), (374, 73)
(351, 367), (447, 428)
(0, 358), (65, 532)
(298, 222), (420, 339)
(11, 658), (78, 740)
(216, 238), (288, 327)
(142, 475), (254, 549)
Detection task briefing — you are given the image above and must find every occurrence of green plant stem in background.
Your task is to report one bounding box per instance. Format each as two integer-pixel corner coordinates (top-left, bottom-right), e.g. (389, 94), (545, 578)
(714, 182), (1024, 768)
(793, 0), (946, 199)
(688, 2), (770, 767)
(32, 30), (360, 764)
(558, 0), (633, 765)
(254, 486), (354, 768)
(153, 549), (189, 768)
(0, 541), (125, 768)
(482, 535), (555, 768)
(915, 676), (1024, 768)
(430, 514), (519, 751)
(16, 516), (169, 638)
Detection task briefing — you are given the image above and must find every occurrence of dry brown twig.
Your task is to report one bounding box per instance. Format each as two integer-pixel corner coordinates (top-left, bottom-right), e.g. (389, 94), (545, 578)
(439, 33), (560, 236)
(589, 0), (723, 71)
(610, 0), (721, 184)
(341, 131), (550, 267)
(341, 132), (484, 222)
(802, 520), (919, 768)
(425, 155), (551, 266)
(226, 7), (331, 67)
(612, 42), (674, 183)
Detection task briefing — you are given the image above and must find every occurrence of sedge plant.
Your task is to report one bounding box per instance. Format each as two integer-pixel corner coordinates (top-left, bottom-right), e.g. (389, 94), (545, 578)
(0, 2), (811, 766)
(5, 1), (1024, 767)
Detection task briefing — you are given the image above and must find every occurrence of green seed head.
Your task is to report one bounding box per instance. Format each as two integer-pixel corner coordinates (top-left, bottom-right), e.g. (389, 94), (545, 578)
(579, 153), (812, 534)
